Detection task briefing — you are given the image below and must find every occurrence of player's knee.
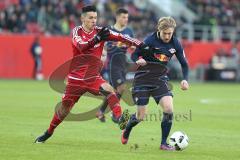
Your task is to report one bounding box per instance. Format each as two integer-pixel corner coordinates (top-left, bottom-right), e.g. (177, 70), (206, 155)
(160, 96), (173, 113)
(116, 84), (126, 94)
(99, 86), (114, 97)
(107, 87), (115, 93)
(164, 107), (173, 113)
(162, 103), (173, 113)
(57, 106), (70, 120)
(62, 97), (77, 108)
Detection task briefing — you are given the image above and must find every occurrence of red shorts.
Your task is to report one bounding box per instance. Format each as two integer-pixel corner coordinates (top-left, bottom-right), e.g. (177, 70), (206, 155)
(62, 76), (106, 103)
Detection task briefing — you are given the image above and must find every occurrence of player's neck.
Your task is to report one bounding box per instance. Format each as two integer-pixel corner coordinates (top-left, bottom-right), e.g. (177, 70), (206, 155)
(82, 24), (93, 33)
(114, 23), (126, 31)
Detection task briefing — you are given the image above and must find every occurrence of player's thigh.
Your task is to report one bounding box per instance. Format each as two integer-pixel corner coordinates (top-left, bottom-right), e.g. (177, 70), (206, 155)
(159, 96), (174, 113)
(100, 82), (115, 93)
(151, 80), (173, 105)
(62, 80), (86, 107)
(132, 85), (151, 107)
(87, 77), (113, 95)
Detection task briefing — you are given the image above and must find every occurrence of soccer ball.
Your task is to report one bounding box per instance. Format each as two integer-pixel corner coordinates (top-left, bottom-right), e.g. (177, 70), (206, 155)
(169, 131), (189, 150)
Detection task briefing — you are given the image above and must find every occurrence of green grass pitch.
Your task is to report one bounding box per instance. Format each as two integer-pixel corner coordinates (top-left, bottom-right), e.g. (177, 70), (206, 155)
(0, 80), (239, 160)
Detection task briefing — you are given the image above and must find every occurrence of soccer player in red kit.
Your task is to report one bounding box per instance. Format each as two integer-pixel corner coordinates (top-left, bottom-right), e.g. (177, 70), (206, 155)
(35, 5), (148, 143)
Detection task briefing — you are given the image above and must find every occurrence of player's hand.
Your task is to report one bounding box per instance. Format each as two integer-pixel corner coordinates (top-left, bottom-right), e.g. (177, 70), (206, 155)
(136, 58), (147, 66)
(180, 80), (189, 90)
(94, 27), (110, 43)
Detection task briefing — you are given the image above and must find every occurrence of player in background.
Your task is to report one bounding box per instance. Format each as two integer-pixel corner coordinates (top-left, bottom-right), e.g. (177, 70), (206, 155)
(121, 17), (190, 150)
(35, 5), (151, 143)
(96, 8), (135, 122)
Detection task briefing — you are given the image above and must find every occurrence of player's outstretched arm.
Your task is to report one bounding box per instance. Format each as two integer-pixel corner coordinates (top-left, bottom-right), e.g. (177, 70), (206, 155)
(106, 28), (160, 58)
(107, 29), (142, 47)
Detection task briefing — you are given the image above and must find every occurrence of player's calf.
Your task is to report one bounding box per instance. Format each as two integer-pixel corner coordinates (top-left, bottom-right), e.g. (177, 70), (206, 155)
(121, 113), (140, 144)
(99, 86), (122, 119)
(161, 112), (173, 145)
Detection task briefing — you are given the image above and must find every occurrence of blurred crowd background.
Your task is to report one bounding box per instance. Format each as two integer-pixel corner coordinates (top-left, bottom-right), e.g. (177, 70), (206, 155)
(1, 0), (240, 40)
(0, 0), (240, 81)
(0, 0), (158, 38)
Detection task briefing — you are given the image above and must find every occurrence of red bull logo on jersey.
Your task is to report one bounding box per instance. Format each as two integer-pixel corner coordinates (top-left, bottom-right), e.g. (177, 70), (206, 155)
(111, 41), (128, 48)
(116, 41), (127, 48)
(154, 54), (169, 62)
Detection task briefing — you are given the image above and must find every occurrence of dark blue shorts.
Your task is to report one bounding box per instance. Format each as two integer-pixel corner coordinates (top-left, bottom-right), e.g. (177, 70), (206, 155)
(108, 68), (126, 89)
(132, 80), (173, 106)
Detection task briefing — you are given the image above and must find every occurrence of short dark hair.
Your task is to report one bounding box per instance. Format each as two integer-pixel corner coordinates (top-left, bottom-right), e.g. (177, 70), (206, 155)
(116, 8), (128, 15)
(82, 5), (97, 14)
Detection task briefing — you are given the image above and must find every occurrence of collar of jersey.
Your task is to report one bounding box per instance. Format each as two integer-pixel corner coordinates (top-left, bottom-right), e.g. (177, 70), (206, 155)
(81, 25), (95, 35)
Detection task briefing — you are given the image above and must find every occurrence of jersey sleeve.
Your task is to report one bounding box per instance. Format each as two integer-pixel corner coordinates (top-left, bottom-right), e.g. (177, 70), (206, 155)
(174, 38), (189, 81)
(71, 27), (96, 52)
(131, 36), (151, 62)
(107, 29), (142, 47)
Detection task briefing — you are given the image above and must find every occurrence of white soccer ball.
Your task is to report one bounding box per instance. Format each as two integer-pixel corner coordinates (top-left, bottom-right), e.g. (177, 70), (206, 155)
(169, 131), (189, 150)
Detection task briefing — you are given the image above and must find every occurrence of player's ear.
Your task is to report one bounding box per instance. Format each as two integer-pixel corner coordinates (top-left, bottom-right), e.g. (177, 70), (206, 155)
(81, 14), (85, 22)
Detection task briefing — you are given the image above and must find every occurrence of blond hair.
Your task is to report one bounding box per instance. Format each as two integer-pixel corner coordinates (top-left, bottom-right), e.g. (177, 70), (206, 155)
(157, 17), (176, 31)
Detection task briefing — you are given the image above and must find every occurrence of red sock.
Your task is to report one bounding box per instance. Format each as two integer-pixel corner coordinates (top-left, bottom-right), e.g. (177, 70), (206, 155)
(107, 93), (122, 119)
(47, 112), (62, 134)
(47, 99), (75, 134)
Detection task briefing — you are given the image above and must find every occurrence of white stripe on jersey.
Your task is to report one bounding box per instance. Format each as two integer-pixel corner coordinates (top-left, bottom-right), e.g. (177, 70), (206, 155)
(109, 29), (141, 45)
(73, 26), (81, 37)
(109, 30), (119, 36)
(72, 26), (88, 45)
(68, 75), (100, 81)
(124, 35), (141, 45)
(95, 26), (102, 30)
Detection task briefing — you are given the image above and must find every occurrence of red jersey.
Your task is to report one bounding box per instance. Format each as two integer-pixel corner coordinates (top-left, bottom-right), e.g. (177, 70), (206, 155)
(69, 25), (142, 81)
